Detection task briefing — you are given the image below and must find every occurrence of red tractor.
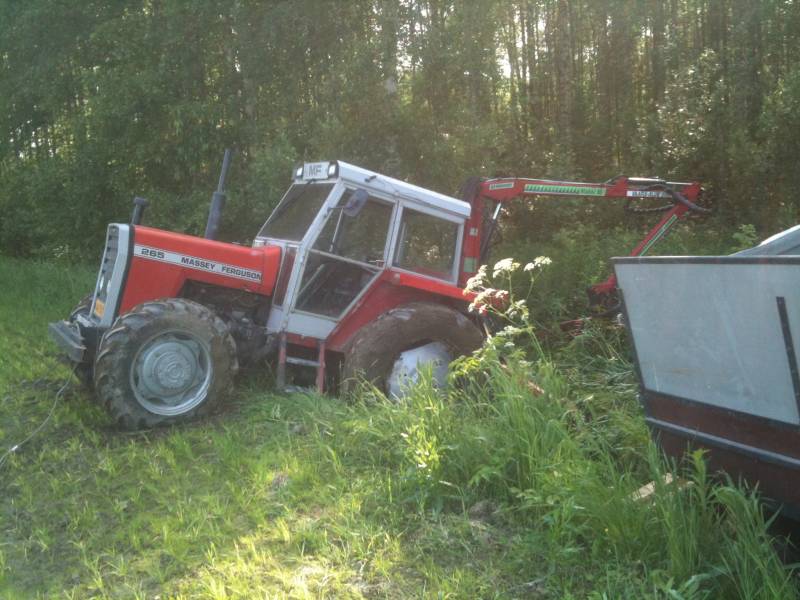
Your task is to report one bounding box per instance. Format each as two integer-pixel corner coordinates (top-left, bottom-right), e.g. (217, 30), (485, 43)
(50, 153), (705, 429)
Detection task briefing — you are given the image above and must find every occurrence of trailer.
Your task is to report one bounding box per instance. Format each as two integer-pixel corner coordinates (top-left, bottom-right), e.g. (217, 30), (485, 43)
(614, 225), (800, 514)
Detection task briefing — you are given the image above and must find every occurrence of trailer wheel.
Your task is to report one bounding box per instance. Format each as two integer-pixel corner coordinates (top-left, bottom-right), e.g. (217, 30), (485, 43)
(342, 302), (484, 398)
(94, 299), (237, 430)
(68, 294), (95, 386)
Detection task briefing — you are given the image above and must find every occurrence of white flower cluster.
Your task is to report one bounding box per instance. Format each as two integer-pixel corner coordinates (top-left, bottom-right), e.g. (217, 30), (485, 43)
(463, 256), (551, 317)
(464, 264), (488, 292)
(524, 256), (552, 272)
(492, 258), (520, 278)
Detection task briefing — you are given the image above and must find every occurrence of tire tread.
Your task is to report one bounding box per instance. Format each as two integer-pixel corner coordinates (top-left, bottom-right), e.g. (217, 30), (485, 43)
(94, 298), (238, 430)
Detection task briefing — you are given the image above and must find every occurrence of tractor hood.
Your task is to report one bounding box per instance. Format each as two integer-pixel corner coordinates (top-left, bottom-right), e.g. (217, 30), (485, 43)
(104, 225), (281, 323)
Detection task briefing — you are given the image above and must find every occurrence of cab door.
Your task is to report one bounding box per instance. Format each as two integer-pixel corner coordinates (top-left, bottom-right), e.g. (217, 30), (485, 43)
(283, 189), (395, 337)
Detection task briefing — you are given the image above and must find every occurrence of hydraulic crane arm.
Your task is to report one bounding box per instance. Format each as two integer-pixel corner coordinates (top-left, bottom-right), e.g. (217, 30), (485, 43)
(459, 174), (707, 311)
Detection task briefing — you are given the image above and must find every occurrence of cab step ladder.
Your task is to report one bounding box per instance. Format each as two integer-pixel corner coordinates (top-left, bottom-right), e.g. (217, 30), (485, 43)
(276, 332), (326, 393)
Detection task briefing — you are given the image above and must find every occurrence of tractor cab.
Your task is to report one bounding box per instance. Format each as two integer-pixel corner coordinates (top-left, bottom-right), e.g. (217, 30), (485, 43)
(253, 161), (472, 342)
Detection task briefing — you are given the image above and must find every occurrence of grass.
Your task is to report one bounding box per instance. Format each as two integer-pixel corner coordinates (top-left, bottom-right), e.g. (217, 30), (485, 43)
(0, 255), (797, 598)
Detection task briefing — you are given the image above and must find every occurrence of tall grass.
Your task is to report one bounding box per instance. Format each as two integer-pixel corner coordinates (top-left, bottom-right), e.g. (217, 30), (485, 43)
(0, 257), (94, 383)
(1, 254), (796, 597)
(319, 346), (796, 597)
(318, 243), (796, 596)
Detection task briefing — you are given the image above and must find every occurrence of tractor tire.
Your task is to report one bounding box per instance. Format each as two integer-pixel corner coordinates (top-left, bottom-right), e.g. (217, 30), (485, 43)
(69, 294), (95, 387)
(94, 298), (238, 430)
(341, 302), (484, 398)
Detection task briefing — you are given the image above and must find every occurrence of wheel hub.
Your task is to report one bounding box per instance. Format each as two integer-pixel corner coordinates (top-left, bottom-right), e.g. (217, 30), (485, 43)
(131, 332), (212, 415)
(387, 341), (452, 399)
(141, 341), (198, 394)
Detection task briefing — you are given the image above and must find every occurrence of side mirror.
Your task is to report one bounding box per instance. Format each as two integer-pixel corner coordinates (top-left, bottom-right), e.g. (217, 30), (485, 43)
(343, 189), (368, 217)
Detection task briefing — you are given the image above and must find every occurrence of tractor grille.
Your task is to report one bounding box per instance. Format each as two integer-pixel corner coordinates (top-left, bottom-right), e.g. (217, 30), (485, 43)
(91, 225), (122, 323)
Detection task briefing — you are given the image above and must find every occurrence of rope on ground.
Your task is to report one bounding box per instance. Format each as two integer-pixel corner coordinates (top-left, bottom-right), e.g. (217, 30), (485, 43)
(0, 367), (75, 470)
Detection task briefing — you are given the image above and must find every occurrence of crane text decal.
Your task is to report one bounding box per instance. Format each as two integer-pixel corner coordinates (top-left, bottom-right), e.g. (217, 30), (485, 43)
(523, 184), (607, 196)
(625, 190), (672, 198)
(487, 182), (514, 190)
(133, 245), (262, 283)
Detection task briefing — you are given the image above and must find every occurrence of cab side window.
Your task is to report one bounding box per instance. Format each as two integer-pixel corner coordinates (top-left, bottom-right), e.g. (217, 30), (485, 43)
(393, 208), (459, 280)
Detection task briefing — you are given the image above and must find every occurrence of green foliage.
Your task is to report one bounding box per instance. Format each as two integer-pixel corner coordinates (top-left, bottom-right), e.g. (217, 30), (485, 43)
(732, 223), (759, 251)
(3, 1), (800, 594)
(1, 255), (797, 597)
(3, 1), (800, 259)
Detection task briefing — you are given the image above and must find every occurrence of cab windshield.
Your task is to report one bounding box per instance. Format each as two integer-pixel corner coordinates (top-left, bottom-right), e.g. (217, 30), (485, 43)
(258, 183), (334, 242)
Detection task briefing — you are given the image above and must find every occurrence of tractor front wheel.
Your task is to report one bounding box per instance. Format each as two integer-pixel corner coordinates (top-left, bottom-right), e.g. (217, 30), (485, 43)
(94, 299), (237, 429)
(342, 302), (484, 398)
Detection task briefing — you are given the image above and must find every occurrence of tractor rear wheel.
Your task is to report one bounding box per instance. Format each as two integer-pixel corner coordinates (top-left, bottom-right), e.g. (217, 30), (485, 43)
(94, 299), (237, 430)
(342, 302), (484, 398)
(69, 294), (95, 387)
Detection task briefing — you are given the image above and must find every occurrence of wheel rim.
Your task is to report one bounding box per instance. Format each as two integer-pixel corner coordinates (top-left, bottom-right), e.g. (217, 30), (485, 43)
(386, 341), (452, 399)
(130, 330), (213, 416)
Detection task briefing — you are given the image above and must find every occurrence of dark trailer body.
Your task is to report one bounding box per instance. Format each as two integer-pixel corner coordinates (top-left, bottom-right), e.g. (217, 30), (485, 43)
(613, 226), (800, 514)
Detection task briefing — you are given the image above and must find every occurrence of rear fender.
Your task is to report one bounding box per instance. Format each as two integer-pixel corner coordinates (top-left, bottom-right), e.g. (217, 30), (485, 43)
(325, 269), (475, 352)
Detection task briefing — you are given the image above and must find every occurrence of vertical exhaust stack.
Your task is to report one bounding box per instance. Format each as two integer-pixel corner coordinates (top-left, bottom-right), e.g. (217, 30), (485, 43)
(204, 149), (233, 240)
(131, 196), (149, 225)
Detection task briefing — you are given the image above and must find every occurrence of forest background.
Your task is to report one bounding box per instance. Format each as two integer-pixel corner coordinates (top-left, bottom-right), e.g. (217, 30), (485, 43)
(2, 0), (800, 263)
(5, 3), (800, 596)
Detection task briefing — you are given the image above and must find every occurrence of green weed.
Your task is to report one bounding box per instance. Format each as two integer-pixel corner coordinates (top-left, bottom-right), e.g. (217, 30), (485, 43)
(0, 255), (796, 598)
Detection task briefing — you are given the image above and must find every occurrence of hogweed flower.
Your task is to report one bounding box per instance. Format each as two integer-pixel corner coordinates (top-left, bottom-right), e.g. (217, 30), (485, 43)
(468, 301), (488, 315)
(493, 258), (520, 278)
(524, 256), (552, 272)
(463, 257), (551, 323)
(464, 275), (482, 293)
(463, 265), (489, 294)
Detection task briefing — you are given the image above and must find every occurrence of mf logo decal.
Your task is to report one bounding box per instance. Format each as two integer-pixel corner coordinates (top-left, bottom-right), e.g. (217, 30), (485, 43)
(133, 245), (262, 283)
(488, 182), (515, 190)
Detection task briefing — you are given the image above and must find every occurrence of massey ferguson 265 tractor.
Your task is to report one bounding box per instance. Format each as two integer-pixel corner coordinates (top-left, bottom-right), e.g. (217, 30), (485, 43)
(49, 154), (705, 429)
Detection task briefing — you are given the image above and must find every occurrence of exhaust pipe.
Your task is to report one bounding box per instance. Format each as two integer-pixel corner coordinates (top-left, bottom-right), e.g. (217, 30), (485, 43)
(131, 196), (148, 225)
(204, 149), (233, 240)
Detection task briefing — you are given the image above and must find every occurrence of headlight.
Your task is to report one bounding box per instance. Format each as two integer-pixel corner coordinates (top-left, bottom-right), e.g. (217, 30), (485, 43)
(327, 162), (338, 177)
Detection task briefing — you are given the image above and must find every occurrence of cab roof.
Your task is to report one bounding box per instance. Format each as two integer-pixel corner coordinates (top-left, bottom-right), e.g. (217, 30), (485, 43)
(335, 161), (472, 219)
